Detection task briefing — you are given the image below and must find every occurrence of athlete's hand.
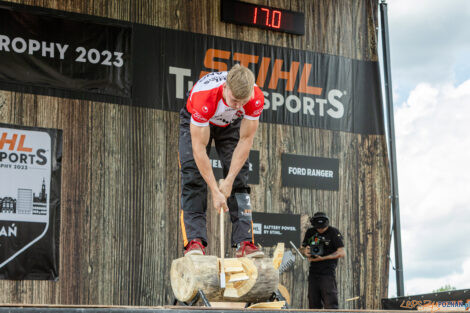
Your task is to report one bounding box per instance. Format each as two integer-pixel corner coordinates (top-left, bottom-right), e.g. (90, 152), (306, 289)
(212, 189), (229, 213)
(218, 179), (233, 199)
(302, 247), (311, 257)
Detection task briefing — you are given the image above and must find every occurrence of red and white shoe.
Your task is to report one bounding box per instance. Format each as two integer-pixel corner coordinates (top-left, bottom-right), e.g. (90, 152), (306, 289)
(184, 239), (205, 256)
(236, 241), (264, 258)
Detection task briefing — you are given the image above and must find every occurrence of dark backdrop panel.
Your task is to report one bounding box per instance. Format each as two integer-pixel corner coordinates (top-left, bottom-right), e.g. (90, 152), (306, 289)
(0, 123), (62, 280)
(0, 4), (132, 98)
(0, 1), (384, 135)
(382, 289), (470, 310)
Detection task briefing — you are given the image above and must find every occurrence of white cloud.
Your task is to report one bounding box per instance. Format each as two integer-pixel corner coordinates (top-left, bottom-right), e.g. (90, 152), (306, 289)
(387, 0), (470, 103)
(405, 257), (470, 295)
(390, 257), (470, 297)
(385, 1), (470, 298)
(392, 80), (470, 295)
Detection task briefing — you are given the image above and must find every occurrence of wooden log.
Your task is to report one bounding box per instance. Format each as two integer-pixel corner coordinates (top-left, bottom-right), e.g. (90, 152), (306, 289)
(170, 255), (278, 303)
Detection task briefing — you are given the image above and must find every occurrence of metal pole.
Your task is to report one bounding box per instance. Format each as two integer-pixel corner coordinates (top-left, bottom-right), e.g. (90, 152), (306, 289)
(379, 0), (405, 297)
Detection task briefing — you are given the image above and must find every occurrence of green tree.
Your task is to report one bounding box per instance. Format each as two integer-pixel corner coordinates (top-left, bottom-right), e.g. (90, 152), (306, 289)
(433, 284), (457, 293)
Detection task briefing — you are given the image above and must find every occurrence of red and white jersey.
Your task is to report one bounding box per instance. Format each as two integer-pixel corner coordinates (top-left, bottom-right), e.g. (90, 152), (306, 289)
(186, 71), (264, 127)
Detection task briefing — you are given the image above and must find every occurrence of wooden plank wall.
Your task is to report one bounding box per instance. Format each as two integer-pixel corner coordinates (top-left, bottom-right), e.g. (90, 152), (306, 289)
(0, 0), (391, 309)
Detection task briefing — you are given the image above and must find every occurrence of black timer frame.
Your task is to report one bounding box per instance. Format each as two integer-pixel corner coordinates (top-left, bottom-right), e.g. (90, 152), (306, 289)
(221, 0), (305, 35)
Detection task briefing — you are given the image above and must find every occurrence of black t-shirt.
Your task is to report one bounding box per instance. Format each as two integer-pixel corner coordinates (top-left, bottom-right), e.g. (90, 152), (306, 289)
(302, 226), (344, 276)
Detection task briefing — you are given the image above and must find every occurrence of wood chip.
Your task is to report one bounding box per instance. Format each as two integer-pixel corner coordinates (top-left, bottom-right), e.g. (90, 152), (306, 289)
(228, 273), (249, 282)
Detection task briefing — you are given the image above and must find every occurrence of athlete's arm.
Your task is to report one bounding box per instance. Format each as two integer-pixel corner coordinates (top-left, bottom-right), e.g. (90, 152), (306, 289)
(219, 118), (259, 198)
(190, 123), (229, 212)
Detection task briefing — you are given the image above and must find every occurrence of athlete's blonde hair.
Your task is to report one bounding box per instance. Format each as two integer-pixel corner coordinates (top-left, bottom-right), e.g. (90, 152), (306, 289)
(226, 64), (255, 100)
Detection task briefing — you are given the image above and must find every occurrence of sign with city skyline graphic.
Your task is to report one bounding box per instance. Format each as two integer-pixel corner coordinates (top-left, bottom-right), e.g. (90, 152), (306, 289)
(0, 123), (61, 280)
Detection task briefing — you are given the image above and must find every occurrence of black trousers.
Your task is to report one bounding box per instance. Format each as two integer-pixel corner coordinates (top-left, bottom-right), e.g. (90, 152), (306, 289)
(179, 108), (253, 248)
(308, 274), (339, 309)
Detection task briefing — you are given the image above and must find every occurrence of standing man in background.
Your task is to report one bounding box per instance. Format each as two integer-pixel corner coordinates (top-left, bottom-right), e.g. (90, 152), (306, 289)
(179, 64), (265, 258)
(302, 212), (346, 309)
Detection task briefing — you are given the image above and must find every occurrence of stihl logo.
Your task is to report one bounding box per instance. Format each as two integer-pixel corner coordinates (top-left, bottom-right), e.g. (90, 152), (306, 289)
(169, 49), (347, 119)
(0, 133), (32, 152)
(0, 131), (47, 166)
(200, 48), (322, 96)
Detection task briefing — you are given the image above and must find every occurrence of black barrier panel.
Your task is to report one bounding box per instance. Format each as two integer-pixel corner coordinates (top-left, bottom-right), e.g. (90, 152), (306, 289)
(252, 212), (301, 247)
(382, 289), (470, 310)
(0, 2), (385, 135)
(0, 3), (132, 98)
(281, 154), (339, 190)
(209, 148), (259, 185)
(0, 123), (62, 280)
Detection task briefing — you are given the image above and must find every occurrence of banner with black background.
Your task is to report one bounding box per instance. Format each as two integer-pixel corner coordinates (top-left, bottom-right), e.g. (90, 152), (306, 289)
(252, 212), (301, 247)
(0, 1), (385, 135)
(0, 123), (62, 280)
(0, 2), (132, 103)
(282, 154), (339, 190)
(210, 148), (259, 184)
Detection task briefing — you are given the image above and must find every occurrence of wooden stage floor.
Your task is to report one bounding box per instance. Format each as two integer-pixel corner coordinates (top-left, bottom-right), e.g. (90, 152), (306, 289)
(0, 304), (446, 313)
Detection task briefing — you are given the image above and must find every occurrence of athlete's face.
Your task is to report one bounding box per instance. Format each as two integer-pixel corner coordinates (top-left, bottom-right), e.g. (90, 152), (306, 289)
(223, 84), (251, 110)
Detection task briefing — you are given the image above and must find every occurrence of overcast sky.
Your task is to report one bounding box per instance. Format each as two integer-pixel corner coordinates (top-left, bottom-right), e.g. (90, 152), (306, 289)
(384, 0), (470, 297)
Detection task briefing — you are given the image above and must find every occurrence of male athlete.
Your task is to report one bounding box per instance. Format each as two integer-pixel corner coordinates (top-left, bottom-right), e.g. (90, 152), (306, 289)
(179, 64), (264, 258)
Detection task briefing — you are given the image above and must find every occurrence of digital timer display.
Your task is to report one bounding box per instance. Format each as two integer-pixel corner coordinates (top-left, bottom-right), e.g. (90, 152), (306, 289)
(221, 0), (305, 35)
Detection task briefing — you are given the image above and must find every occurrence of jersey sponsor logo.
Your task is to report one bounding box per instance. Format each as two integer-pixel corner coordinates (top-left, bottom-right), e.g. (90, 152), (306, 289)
(189, 72), (226, 102)
(192, 111), (207, 122)
(252, 108), (263, 116)
(208, 100), (242, 126)
(202, 106), (208, 113)
(200, 71), (226, 85)
(194, 72), (227, 91)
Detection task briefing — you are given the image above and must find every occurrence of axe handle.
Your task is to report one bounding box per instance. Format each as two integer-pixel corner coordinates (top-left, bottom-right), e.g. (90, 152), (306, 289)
(220, 209), (225, 288)
(220, 209), (225, 261)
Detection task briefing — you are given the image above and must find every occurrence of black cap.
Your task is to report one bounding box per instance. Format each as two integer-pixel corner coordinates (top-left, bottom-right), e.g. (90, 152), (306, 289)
(310, 212), (329, 229)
